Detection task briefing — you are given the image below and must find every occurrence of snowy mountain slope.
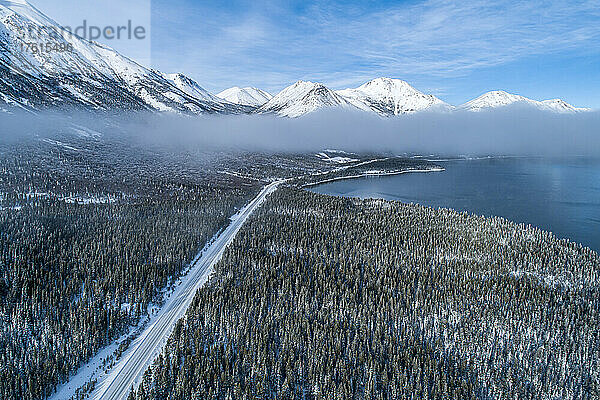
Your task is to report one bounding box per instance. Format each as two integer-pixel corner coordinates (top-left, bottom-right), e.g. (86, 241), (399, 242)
(459, 91), (533, 111)
(539, 99), (591, 113)
(0, 0), (241, 114)
(337, 78), (449, 116)
(0, 1), (144, 111)
(217, 86), (272, 107)
(161, 73), (253, 114)
(460, 91), (588, 113)
(257, 81), (357, 117)
(164, 73), (223, 104)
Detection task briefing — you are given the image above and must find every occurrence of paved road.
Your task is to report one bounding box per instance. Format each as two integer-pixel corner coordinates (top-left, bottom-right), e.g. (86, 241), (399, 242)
(94, 181), (281, 400)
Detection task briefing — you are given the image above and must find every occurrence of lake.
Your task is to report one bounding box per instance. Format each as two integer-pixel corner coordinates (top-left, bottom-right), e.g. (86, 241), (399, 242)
(310, 157), (600, 253)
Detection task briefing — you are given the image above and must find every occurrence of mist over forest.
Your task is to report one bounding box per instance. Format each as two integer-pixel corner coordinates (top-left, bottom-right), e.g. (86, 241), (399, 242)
(2, 107), (599, 157)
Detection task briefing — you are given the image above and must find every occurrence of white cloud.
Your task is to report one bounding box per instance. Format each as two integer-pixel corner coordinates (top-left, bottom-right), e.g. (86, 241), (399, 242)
(152, 0), (600, 97)
(316, 0), (600, 79)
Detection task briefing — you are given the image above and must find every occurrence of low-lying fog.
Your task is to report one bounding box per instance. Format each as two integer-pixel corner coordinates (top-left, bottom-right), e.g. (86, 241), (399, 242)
(1, 106), (599, 157)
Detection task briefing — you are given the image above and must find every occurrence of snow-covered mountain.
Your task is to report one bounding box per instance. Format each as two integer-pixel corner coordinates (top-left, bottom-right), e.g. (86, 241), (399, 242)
(257, 81), (355, 117)
(538, 99), (590, 113)
(217, 86), (272, 107)
(0, 0), (242, 114)
(0, 2), (592, 117)
(337, 77), (449, 116)
(257, 78), (451, 118)
(460, 91), (588, 113)
(163, 73), (224, 104)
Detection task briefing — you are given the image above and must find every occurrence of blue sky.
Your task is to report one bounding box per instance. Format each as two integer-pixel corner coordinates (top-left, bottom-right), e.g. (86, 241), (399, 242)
(31, 0), (600, 107)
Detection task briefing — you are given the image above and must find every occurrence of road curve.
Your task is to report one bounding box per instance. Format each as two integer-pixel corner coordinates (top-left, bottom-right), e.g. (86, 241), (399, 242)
(93, 180), (282, 400)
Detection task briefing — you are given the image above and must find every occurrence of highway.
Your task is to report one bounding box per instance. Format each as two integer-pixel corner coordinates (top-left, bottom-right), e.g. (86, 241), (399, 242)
(93, 180), (282, 400)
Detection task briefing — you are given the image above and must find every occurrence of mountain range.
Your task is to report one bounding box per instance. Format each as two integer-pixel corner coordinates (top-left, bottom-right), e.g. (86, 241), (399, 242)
(0, 0), (592, 117)
(0, 0), (244, 114)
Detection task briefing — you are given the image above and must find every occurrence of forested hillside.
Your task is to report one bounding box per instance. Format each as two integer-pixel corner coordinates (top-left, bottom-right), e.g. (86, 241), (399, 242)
(132, 188), (600, 400)
(0, 137), (261, 400)
(0, 125), (431, 400)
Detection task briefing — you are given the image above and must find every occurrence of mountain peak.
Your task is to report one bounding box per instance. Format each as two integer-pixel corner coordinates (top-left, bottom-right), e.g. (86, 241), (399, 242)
(217, 86), (272, 107)
(291, 80), (323, 89)
(483, 91), (530, 101)
(162, 73), (226, 105)
(258, 81), (352, 118)
(337, 78), (448, 116)
(0, 0), (30, 5)
(0, 0), (56, 26)
(460, 91), (586, 113)
(460, 91), (535, 111)
(364, 77), (410, 87)
(0, 2), (242, 114)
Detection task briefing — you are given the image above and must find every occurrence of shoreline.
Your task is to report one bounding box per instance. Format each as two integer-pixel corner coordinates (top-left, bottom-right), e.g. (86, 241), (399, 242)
(302, 167), (445, 188)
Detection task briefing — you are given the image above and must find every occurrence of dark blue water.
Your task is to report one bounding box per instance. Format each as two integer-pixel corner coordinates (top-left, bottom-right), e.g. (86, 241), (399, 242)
(310, 158), (600, 253)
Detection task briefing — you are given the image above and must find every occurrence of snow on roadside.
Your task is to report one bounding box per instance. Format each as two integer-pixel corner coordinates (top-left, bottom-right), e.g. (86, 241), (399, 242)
(52, 181), (281, 400)
(48, 229), (225, 400)
(91, 181), (281, 400)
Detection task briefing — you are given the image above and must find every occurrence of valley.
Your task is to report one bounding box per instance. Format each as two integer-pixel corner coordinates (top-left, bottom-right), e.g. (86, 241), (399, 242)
(0, 1), (598, 399)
